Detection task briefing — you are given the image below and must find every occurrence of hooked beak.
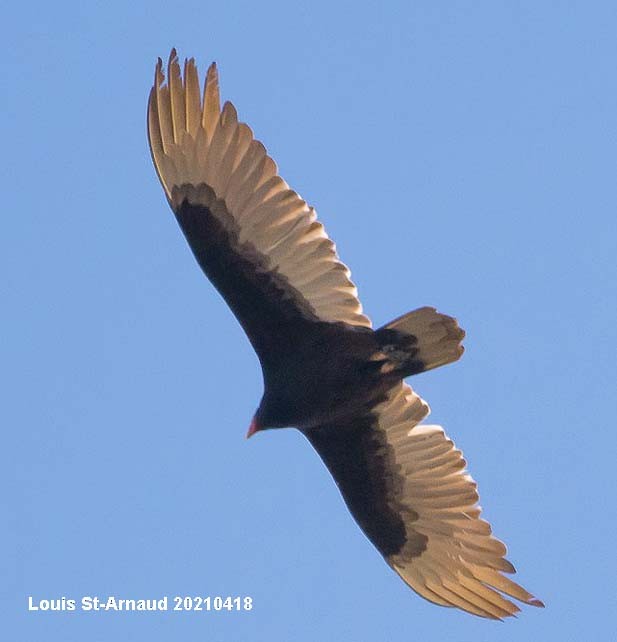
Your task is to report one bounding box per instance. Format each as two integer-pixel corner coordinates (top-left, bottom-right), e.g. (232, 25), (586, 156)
(246, 416), (260, 439)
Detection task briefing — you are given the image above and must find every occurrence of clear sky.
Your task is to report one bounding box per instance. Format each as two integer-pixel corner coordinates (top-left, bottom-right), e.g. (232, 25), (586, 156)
(5, 1), (616, 641)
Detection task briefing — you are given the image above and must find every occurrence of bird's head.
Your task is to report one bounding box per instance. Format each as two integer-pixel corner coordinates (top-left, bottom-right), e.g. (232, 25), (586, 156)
(246, 396), (288, 437)
(246, 413), (262, 439)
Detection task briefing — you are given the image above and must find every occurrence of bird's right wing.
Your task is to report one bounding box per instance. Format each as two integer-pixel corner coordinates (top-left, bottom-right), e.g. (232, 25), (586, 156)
(305, 382), (543, 619)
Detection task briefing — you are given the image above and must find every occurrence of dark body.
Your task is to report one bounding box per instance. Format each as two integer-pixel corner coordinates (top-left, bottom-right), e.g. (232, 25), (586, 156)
(174, 196), (416, 558)
(174, 195), (417, 430)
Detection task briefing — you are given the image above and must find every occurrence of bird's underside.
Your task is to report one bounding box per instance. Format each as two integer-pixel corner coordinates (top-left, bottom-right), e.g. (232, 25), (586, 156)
(147, 50), (543, 619)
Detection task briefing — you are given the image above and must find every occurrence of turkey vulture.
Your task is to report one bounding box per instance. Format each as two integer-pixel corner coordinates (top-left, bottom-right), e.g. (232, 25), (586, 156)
(147, 50), (543, 619)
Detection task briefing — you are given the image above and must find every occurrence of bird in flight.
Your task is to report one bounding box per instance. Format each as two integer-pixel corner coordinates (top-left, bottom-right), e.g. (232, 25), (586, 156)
(147, 50), (543, 619)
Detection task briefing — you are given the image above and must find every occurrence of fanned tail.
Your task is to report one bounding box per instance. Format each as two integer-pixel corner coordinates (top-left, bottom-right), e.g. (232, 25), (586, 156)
(376, 307), (465, 376)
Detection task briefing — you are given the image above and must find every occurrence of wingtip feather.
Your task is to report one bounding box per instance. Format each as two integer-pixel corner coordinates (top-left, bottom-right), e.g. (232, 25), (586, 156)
(203, 61), (221, 138)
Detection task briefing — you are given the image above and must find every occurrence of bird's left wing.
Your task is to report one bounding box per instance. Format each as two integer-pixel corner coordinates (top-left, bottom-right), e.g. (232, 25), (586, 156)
(148, 51), (370, 359)
(305, 382), (543, 619)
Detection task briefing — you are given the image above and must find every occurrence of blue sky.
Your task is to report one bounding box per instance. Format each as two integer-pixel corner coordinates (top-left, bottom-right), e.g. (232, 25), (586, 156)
(5, 1), (616, 640)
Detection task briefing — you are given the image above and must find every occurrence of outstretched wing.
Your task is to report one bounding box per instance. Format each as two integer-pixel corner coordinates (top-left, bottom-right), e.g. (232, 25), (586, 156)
(148, 51), (370, 359)
(305, 383), (543, 619)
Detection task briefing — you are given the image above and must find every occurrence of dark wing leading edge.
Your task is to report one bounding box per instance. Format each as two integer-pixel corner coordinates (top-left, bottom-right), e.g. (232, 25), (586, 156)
(148, 51), (370, 359)
(305, 382), (544, 619)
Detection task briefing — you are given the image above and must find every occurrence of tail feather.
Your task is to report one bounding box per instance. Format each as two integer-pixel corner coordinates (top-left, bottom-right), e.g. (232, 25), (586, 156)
(377, 307), (465, 375)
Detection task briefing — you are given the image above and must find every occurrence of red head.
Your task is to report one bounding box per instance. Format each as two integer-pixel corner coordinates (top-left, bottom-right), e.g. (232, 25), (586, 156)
(246, 415), (261, 439)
